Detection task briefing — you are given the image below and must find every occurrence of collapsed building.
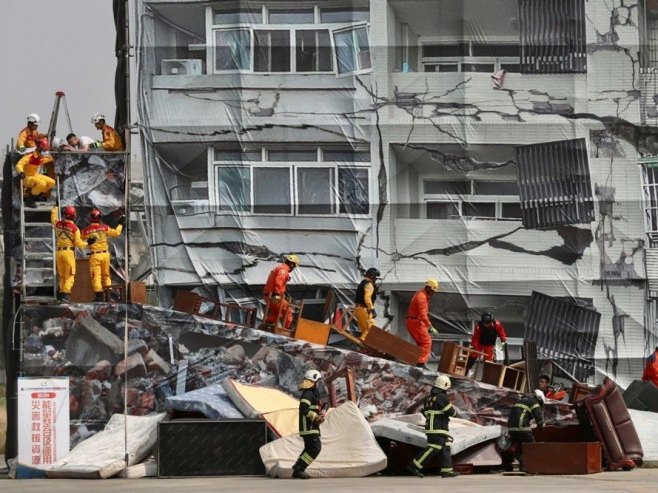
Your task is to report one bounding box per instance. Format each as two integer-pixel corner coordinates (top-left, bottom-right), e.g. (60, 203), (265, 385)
(3, 0), (658, 479)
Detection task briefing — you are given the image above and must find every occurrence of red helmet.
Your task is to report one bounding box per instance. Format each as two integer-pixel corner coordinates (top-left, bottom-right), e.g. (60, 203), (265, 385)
(89, 209), (102, 222)
(36, 138), (50, 151)
(63, 206), (76, 220)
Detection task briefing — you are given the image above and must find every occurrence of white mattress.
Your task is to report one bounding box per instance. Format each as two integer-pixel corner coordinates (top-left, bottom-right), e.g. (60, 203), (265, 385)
(259, 401), (387, 478)
(46, 413), (165, 479)
(371, 414), (502, 455)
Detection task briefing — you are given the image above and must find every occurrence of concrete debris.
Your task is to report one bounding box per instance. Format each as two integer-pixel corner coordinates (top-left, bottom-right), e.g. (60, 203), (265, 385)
(145, 349), (170, 375)
(66, 313), (123, 367)
(115, 353), (147, 379)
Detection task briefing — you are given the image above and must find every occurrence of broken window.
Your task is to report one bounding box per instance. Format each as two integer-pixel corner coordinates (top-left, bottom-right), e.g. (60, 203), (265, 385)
(524, 291), (600, 382)
(333, 26), (372, 75)
(213, 146), (370, 216)
(516, 138), (594, 229)
(518, 0), (586, 74)
(215, 29), (251, 71)
(339, 167), (369, 215)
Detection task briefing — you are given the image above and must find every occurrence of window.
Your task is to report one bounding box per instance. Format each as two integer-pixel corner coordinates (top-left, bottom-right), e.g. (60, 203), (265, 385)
(334, 26), (371, 75)
(212, 146), (370, 216)
(516, 138), (594, 228)
(641, 157), (658, 241)
(215, 29), (251, 71)
(518, 0), (586, 74)
(210, 5), (371, 76)
(422, 41), (521, 73)
(423, 179), (521, 221)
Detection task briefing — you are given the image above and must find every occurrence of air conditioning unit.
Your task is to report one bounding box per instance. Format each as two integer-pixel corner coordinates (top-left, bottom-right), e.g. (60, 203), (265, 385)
(161, 59), (203, 75)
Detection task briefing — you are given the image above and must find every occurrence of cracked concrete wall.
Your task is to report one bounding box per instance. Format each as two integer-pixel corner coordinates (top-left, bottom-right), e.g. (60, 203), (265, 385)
(137, 0), (658, 386)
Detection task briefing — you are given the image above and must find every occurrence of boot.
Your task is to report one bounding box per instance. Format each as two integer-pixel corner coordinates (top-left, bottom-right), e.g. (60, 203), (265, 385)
(441, 471), (460, 478)
(291, 467), (310, 479)
(94, 292), (105, 302)
(24, 195), (38, 208)
(59, 293), (70, 304)
(406, 464), (424, 478)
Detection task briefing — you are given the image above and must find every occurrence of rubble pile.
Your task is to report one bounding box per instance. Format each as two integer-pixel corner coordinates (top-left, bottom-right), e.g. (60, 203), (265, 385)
(19, 303), (575, 450)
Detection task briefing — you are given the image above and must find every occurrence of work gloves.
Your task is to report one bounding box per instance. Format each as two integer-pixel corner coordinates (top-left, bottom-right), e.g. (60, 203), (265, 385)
(117, 215), (126, 226)
(18, 146), (25, 153)
(370, 309), (377, 318)
(428, 326), (439, 336)
(18, 172), (25, 179)
(312, 414), (325, 425)
(90, 141), (103, 149)
(87, 237), (97, 245)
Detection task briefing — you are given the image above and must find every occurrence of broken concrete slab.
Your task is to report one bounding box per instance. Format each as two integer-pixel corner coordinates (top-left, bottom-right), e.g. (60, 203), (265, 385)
(145, 349), (170, 375)
(65, 313), (123, 367)
(115, 353), (147, 379)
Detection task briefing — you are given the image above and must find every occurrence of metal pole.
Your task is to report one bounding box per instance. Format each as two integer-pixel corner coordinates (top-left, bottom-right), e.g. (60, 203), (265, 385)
(123, 0), (132, 473)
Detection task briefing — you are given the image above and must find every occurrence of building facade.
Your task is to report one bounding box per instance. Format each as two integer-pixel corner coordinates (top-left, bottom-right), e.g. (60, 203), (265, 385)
(137, 0), (658, 386)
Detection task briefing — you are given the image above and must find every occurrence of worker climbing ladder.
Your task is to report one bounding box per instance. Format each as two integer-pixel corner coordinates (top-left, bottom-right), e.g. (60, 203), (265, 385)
(17, 91), (73, 304)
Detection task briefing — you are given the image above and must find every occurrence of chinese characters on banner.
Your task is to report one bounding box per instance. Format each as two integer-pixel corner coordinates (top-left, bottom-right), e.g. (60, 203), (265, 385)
(18, 378), (69, 468)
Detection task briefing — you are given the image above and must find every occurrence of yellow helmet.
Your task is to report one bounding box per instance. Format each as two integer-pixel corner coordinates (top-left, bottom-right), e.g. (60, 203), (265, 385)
(285, 254), (300, 266)
(425, 278), (439, 292)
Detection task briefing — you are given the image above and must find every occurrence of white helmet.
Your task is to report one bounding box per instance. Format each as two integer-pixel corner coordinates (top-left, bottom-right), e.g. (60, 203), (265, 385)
(91, 112), (105, 124)
(434, 375), (451, 390)
(52, 137), (63, 149)
(27, 113), (40, 125)
(534, 389), (546, 404)
(304, 369), (322, 383)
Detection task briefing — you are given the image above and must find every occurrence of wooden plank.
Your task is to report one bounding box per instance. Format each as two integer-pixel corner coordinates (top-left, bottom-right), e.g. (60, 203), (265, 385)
(523, 442), (602, 474)
(329, 324), (366, 348)
(294, 318), (331, 345)
(363, 326), (422, 366)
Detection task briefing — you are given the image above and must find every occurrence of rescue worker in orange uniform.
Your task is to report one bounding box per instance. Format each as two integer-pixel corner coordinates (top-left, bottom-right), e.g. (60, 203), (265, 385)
(16, 113), (46, 152)
(354, 268), (379, 340)
(642, 345), (658, 386)
(91, 113), (124, 151)
(263, 254), (300, 329)
(51, 205), (87, 303)
(470, 313), (507, 362)
(406, 279), (440, 367)
(16, 138), (56, 207)
(82, 209), (125, 302)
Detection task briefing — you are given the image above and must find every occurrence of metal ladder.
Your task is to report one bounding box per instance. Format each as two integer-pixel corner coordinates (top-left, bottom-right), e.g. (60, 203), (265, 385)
(19, 186), (58, 304)
(18, 91), (71, 304)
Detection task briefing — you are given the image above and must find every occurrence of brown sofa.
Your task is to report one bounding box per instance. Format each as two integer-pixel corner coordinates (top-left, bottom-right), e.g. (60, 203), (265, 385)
(576, 377), (643, 470)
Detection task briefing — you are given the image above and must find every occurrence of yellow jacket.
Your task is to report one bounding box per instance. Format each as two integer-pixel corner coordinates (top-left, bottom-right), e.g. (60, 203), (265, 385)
(82, 222), (123, 252)
(100, 124), (123, 151)
(16, 151), (54, 177)
(17, 127), (46, 149)
(51, 207), (87, 249)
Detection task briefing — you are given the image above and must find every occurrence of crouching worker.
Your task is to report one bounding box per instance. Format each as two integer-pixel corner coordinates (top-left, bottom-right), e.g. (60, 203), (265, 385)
(16, 138), (55, 207)
(292, 369), (325, 479)
(502, 389), (545, 472)
(407, 375), (460, 478)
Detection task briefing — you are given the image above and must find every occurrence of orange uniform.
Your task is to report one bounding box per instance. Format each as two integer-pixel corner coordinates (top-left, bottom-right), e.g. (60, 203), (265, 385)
(16, 151), (56, 197)
(82, 222), (123, 293)
(406, 288), (433, 365)
(263, 263), (293, 329)
(99, 124), (124, 151)
(16, 126), (46, 150)
(51, 207), (87, 294)
(642, 349), (658, 386)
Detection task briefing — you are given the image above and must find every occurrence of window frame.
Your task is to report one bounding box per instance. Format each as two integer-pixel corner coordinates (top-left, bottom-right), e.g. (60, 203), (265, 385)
(421, 177), (522, 222)
(420, 38), (521, 74)
(210, 146), (371, 217)
(207, 5), (371, 76)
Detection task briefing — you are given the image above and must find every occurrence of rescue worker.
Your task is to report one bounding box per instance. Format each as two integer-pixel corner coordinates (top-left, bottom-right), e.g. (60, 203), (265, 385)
(407, 375), (460, 478)
(91, 113), (124, 151)
(16, 137), (56, 207)
(641, 345), (658, 386)
(263, 254), (299, 330)
(292, 369), (325, 479)
(469, 312), (507, 363)
(354, 267), (380, 340)
(82, 209), (125, 302)
(502, 389), (545, 472)
(538, 374), (567, 400)
(16, 113), (46, 152)
(51, 205), (88, 303)
(65, 133), (95, 151)
(406, 279), (440, 368)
